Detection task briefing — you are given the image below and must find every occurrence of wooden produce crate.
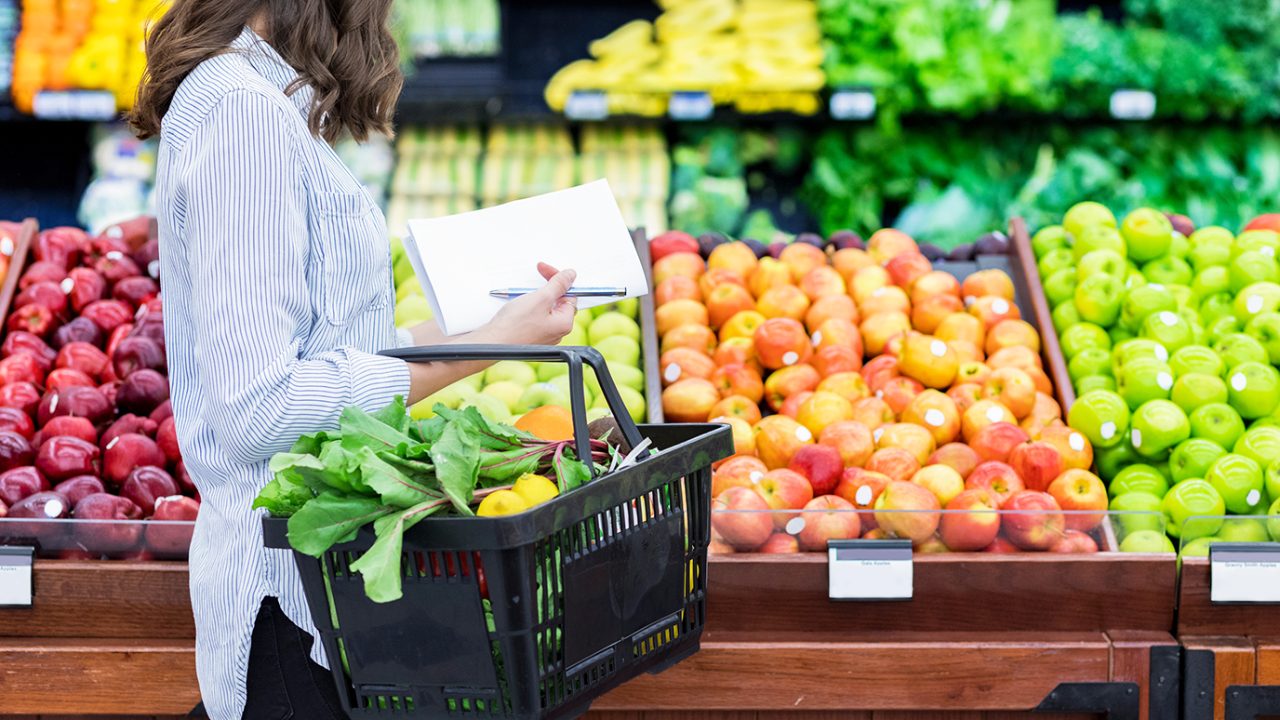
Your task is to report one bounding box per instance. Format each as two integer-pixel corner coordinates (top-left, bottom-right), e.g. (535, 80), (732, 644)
(1178, 556), (1280, 720)
(596, 221), (1181, 719)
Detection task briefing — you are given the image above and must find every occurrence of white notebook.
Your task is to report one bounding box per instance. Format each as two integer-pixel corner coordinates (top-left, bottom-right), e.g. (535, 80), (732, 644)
(403, 180), (649, 336)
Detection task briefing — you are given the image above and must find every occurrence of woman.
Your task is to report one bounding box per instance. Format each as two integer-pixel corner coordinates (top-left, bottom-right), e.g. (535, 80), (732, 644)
(129, 3), (576, 718)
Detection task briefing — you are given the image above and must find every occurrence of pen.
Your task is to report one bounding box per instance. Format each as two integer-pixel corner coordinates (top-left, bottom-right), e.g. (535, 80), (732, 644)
(489, 286), (627, 299)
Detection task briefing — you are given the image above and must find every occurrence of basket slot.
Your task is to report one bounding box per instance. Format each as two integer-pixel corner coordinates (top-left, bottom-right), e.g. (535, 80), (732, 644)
(359, 690), (417, 713)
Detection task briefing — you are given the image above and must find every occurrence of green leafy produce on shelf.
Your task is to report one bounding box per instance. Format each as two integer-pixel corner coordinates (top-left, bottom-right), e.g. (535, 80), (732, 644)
(255, 399), (616, 602)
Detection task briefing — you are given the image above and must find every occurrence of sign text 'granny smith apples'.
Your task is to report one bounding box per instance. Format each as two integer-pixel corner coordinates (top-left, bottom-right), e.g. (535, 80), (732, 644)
(1036, 203), (1280, 551)
(1210, 543), (1280, 604)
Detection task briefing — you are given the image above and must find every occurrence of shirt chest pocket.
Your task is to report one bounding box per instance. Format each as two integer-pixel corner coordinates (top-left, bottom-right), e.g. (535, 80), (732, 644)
(307, 189), (391, 327)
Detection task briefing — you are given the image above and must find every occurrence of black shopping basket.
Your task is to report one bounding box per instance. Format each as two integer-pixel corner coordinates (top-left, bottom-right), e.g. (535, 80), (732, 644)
(263, 345), (733, 719)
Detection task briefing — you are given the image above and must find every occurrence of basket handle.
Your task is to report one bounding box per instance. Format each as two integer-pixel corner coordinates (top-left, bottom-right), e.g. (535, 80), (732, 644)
(380, 344), (645, 476)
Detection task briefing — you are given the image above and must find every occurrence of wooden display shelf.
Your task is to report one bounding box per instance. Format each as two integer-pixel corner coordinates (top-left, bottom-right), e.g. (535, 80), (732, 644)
(0, 561), (198, 717)
(1177, 558), (1280, 720)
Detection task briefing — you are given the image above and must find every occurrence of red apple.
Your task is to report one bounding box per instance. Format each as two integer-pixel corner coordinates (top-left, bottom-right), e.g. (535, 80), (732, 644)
(940, 488), (1001, 551)
(1000, 490), (1066, 551)
(874, 480), (942, 543)
(752, 468), (815, 528)
(1008, 441), (1065, 492)
(1047, 469), (1108, 532)
(759, 532), (800, 554)
(1048, 529), (1099, 554)
(796, 495), (861, 551)
(969, 422), (1030, 463)
(965, 461), (1025, 505)
(712, 487), (773, 551)
(787, 444), (843, 496)
(927, 443), (981, 479)
(834, 467), (890, 531)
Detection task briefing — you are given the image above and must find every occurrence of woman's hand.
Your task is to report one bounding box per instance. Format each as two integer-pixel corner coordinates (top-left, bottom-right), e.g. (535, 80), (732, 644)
(476, 263), (578, 346)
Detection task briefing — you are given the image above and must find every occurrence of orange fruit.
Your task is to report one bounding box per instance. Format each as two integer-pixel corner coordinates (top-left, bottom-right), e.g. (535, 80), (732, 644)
(514, 405), (574, 441)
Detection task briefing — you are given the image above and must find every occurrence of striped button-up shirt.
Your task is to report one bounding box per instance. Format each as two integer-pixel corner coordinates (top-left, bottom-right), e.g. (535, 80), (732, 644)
(155, 26), (411, 720)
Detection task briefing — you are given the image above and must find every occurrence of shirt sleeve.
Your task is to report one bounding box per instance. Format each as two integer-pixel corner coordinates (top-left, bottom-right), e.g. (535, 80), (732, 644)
(180, 90), (410, 467)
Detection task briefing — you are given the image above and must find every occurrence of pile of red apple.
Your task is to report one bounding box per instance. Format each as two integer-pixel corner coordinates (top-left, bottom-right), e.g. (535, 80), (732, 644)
(648, 228), (1109, 554)
(0, 218), (199, 559)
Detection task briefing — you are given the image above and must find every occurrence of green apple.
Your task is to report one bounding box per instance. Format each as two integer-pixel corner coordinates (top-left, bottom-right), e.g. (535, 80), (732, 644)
(1215, 334), (1269, 370)
(1199, 294), (1237, 327)
(1162, 479), (1226, 539)
(1052, 302), (1082, 333)
(481, 381), (528, 412)
(1068, 348), (1113, 383)
(1121, 285), (1177, 332)
(1044, 269), (1079, 308)
(461, 393), (512, 424)
(550, 374), (594, 408)
(605, 363), (646, 392)
(590, 298), (640, 319)
(1217, 517), (1271, 543)
(1233, 229), (1280, 258)
(1032, 225), (1072, 258)
(1111, 464), (1170, 499)
(1125, 270), (1148, 291)
(1121, 207), (1174, 262)
(484, 360), (537, 387)
(1131, 399), (1190, 458)
(1169, 231), (1190, 259)
(1171, 373), (1229, 413)
(394, 295), (434, 328)
(1068, 389), (1130, 448)
(1189, 225), (1235, 248)
(1140, 310), (1194, 352)
(1170, 285), (1193, 309)
(585, 407), (613, 423)
(1227, 362), (1280, 419)
(595, 335), (641, 367)
(395, 275), (423, 302)
(1179, 536), (1219, 560)
(1075, 274), (1125, 327)
(393, 253), (416, 286)
(587, 311), (641, 345)
(1189, 242), (1232, 274)
(517, 382), (571, 413)
(574, 309), (593, 329)
(1178, 308), (1206, 344)
(1245, 312), (1280, 364)
(1205, 454), (1267, 514)
(1059, 322), (1111, 360)
(1113, 338), (1168, 371)
(592, 384), (646, 423)
(412, 379), (478, 418)
(561, 324), (588, 346)
(1269, 498), (1280, 541)
(1267, 461), (1280, 509)
(1039, 247), (1076, 279)
(1077, 249), (1128, 281)
(1064, 201), (1117, 241)
(1096, 442), (1140, 481)
(1170, 438), (1228, 483)
(1190, 266), (1231, 303)
(1142, 256), (1193, 286)
(1076, 375), (1117, 394)
(1170, 345), (1224, 378)
(1073, 223), (1125, 262)
(1117, 358), (1174, 409)
(459, 373), (485, 391)
(1120, 529), (1177, 553)
(536, 361), (570, 382)
(1206, 315), (1242, 345)
(1233, 425), (1280, 469)
(1230, 251), (1280, 294)
(1111, 491), (1166, 534)
(1110, 325), (1136, 345)
(389, 235), (405, 262)
(1189, 403), (1247, 450)
(1233, 281), (1280, 323)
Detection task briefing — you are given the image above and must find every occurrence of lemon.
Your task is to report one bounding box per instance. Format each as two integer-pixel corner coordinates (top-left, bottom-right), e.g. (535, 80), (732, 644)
(512, 473), (560, 508)
(476, 490), (529, 517)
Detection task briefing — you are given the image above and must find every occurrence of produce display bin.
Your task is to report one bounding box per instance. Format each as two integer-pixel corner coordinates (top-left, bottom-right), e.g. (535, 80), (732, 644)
(632, 229), (663, 424)
(1176, 516), (1280, 720)
(265, 345), (732, 719)
(590, 221), (1183, 718)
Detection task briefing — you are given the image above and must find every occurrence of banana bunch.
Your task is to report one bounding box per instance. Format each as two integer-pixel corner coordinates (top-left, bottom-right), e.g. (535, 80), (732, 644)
(544, 0), (825, 116)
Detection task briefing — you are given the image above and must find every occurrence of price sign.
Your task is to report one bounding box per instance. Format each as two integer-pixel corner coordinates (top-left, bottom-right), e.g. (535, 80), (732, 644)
(830, 89), (876, 120)
(828, 539), (912, 601)
(1109, 89), (1156, 121)
(32, 90), (117, 121)
(668, 91), (713, 121)
(565, 91), (608, 121)
(1210, 543), (1280, 604)
(0, 546), (34, 607)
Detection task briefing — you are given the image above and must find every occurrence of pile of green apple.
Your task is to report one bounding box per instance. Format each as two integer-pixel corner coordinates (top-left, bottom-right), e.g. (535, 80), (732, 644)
(1033, 202), (1280, 555)
(387, 239), (649, 423)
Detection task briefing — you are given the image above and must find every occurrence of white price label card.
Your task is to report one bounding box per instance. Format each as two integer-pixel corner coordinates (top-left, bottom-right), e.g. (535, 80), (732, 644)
(669, 91), (713, 121)
(32, 90), (116, 121)
(0, 547), (34, 607)
(565, 91), (608, 121)
(1109, 89), (1156, 120)
(830, 89), (877, 120)
(828, 539), (912, 601)
(1210, 543), (1280, 604)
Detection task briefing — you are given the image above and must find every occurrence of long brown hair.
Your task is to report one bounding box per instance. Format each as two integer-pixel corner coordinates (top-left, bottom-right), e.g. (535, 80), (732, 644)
(129, 0), (402, 143)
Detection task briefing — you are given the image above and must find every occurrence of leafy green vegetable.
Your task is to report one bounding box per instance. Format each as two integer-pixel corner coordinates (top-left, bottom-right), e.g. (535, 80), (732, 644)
(258, 396), (615, 602)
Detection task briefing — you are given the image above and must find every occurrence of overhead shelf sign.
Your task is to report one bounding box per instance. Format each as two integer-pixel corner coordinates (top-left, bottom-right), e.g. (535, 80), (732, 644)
(32, 91), (118, 121)
(668, 91), (714, 121)
(830, 89), (877, 120)
(1109, 89), (1156, 121)
(565, 90), (609, 121)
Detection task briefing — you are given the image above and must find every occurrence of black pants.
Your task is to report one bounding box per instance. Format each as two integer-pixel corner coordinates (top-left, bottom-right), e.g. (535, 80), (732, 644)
(241, 597), (349, 720)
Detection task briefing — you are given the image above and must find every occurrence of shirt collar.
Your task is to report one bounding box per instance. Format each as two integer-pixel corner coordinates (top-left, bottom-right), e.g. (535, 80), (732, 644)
(229, 26), (314, 120)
